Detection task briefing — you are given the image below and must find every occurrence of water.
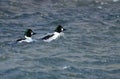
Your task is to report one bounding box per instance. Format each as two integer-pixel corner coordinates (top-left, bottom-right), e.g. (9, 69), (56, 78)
(0, 0), (120, 79)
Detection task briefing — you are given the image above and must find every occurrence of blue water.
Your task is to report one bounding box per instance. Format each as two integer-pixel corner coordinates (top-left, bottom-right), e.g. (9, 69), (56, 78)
(0, 0), (120, 79)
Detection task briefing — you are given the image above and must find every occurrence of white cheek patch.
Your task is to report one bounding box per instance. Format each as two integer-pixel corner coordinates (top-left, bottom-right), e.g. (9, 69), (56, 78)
(31, 32), (34, 35)
(61, 28), (63, 31)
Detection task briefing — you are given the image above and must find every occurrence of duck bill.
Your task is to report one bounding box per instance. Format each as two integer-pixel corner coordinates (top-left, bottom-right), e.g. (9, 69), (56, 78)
(63, 28), (66, 31)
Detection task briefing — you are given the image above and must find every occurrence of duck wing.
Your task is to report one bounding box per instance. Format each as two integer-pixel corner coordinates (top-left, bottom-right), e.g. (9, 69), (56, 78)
(16, 38), (25, 42)
(41, 34), (54, 40)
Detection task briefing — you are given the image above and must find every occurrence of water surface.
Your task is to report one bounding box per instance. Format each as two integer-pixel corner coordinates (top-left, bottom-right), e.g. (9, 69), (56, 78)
(0, 0), (120, 79)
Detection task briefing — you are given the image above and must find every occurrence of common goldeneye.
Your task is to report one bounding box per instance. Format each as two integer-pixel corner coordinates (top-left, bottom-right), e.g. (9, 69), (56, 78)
(41, 25), (66, 42)
(16, 29), (36, 43)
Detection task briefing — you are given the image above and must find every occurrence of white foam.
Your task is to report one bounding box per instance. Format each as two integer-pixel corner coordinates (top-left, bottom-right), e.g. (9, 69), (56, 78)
(62, 66), (70, 69)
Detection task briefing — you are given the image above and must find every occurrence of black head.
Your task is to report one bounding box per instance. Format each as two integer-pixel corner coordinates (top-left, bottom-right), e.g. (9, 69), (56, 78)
(24, 29), (36, 37)
(54, 25), (66, 33)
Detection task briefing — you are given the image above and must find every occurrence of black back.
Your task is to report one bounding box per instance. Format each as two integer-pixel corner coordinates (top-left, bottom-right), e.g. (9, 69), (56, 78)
(16, 38), (25, 42)
(41, 34), (54, 40)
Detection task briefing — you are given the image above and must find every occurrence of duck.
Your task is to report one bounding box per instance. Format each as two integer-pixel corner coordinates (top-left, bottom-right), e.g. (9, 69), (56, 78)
(41, 25), (66, 42)
(16, 29), (36, 43)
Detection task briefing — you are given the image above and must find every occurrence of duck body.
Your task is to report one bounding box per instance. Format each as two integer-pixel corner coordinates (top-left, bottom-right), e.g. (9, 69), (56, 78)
(41, 32), (61, 42)
(17, 29), (36, 43)
(41, 25), (66, 42)
(17, 36), (34, 43)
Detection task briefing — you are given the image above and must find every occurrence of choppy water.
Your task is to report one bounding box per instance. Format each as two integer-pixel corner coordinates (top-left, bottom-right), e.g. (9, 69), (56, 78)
(0, 0), (120, 79)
